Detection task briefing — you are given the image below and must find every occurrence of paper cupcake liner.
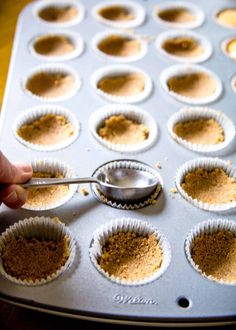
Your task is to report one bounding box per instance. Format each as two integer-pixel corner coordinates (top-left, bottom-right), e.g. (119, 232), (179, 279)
(153, 1), (205, 29)
(90, 65), (152, 104)
(155, 30), (212, 64)
(89, 104), (158, 154)
(91, 159), (163, 210)
(175, 157), (236, 212)
(213, 8), (236, 30)
(22, 64), (81, 102)
(0, 216), (76, 286)
(231, 75), (236, 94)
(13, 104), (80, 152)
(160, 64), (223, 105)
(91, 1), (146, 29)
(33, 0), (85, 27)
(167, 107), (235, 153)
(91, 30), (147, 63)
(221, 36), (236, 61)
(185, 219), (236, 285)
(23, 158), (77, 211)
(29, 30), (84, 62)
(89, 217), (171, 286)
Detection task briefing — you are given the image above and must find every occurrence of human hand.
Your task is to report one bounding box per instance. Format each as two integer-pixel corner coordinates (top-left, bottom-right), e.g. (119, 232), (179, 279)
(0, 151), (32, 209)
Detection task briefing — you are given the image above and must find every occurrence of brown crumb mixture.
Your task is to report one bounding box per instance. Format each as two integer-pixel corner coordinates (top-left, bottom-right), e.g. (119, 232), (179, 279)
(98, 115), (149, 144)
(38, 6), (78, 23)
(162, 36), (203, 58)
(173, 118), (225, 144)
(191, 230), (236, 283)
(99, 6), (134, 21)
(17, 114), (75, 145)
(158, 7), (196, 23)
(25, 171), (69, 208)
(98, 35), (141, 57)
(181, 168), (236, 204)
(99, 232), (163, 281)
(34, 35), (75, 57)
(98, 73), (145, 97)
(2, 236), (70, 281)
(26, 72), (75, 98)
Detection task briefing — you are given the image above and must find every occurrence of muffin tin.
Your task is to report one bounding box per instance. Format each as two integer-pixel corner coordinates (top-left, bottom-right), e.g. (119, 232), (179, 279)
(0, 0), (235, 326)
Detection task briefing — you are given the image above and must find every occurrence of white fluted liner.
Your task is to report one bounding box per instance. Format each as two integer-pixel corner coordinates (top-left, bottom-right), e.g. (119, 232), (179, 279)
(175, 157), (236, 212)
(0, 216), (76, 286)
(29, 30), (84, 62)
(33, 0), (85, 27)
(91, 1), (146, 29)
(89, 218), (171, 286)
(160, 64), (223, 105)
(153, 1), (205, 29)
(23, 158), (77, 211)
(167, 107), (235, 153)
(185, 219), (236, 285)
(13, 105), (80, 151)
(155, 30), (212, 64)
(89, 104), (158, 154)
(91, 159), (163, 210)
(22, 64), (81, 102)
(90, 64), (152, 104)
(231, 75), (236, 94)
(91, 30), (147, 63)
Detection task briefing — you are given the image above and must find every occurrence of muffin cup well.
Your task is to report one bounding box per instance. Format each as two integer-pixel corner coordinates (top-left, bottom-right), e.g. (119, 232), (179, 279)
(13, 104), (80, 152)
(34, 0), (85, 27)
(23, 64), (81, 102)
(29, 30), (84, 62)
(153, 1), (205, 29)
(160, 64), (223, 105)
(90, 64), (152, 104)
(167, 107), (235, 153)
(213, 8), (236, 30)
(89, 104), (158, 154)
(185, 219), (236, 285)
(91, 159), (163, 210)
(91, 30), (147, 63)
(0, 216), (76, 286)
(221, 36), (236, 61)
(175, 157), (236, 212)
(23, 158), (77, 211)
(89, 217), (171, 286)
(91, 1), (146, 29)
(155, 30), (212, 64)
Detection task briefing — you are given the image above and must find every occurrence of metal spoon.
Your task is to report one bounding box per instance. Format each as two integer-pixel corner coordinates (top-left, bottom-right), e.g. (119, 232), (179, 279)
(21, 167), (160, 202)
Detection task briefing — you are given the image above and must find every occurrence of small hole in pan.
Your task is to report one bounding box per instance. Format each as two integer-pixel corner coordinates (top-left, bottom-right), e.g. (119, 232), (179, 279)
(177, 296), (191, 309)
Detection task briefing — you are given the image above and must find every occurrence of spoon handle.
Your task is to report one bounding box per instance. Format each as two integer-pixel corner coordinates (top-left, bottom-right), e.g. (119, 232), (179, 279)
(21, 177), (99, 188)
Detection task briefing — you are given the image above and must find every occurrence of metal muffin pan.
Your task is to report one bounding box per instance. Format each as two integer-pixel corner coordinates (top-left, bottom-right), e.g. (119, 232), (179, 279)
(0, 0), (235, 326)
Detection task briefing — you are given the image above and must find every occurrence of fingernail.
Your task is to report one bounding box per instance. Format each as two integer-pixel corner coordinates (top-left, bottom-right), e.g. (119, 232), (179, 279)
(3, 191), (18, 204)
(17, 162), (32, 173)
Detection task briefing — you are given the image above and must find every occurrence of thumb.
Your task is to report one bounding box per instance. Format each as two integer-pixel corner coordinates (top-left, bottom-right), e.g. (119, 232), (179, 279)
(0, 151), (32, 184)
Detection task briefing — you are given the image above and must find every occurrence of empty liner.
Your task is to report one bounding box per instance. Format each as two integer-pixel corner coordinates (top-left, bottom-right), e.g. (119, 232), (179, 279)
(167, 107), (235, 153)
(185, 219), (236, 285)
(23, 158), (78, 211)
(34, 0), (85, 27)
(91, 30), (147, 63)
(175, 157), (236, 212)
(160, 64), (223, 105)
(91, 159), (163, 210)
(90, 64), (152, 104)
(155, 30), (212, 64)
(91, 1), (146, 29)
(89, 104), (158, 154)
(89, 217), (171, 286)
(13, 104), (79, 152)
(0, 216), (76, 286)
(29, 30), (84, 62)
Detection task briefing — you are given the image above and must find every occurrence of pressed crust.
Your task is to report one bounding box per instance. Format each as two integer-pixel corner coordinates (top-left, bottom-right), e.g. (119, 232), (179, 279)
(98, 35), (141, 57)
(162, 36), (203, 58)
(158, 7), (196, 23)
(99, 6), (134, 21)
(98, 114), (149, 144)
(38, 5), (78, 23)
(33, 35), (75, 56)
(216, 9), (236, 28)
(98, 231), (163, 281)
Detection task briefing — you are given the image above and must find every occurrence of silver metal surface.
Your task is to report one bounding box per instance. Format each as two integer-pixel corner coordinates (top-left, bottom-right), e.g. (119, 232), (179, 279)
(0, 0), (236, 325)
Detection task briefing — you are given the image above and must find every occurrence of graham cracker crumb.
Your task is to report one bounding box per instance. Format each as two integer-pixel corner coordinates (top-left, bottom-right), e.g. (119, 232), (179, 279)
(170, 187), (178, 193)
(191, 230), (236, 283)
(155, 161), (162, 169)
(227, 160), (233, 165)
(99, 232), (163, 281)
(80, 187), (89, 196)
